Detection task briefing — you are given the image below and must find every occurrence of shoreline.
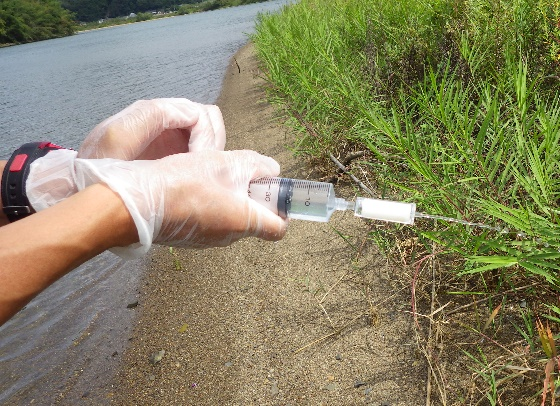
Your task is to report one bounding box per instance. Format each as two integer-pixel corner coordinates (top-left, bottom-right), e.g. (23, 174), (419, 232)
(1, 0), (274, 47)
(108, 41), (426, 405)
(74, 13), (178, 35)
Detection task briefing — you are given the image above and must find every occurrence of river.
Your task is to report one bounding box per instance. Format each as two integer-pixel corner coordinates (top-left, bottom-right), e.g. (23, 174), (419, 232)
(0, 1), (288, 404)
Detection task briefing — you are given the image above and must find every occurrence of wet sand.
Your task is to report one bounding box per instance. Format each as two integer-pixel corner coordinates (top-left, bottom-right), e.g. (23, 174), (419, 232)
(109, 41), (426, 405)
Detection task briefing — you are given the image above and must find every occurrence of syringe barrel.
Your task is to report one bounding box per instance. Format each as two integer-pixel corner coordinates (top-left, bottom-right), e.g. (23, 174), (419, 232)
(248, 177), (416, 225)
(248, 177), (338, 222)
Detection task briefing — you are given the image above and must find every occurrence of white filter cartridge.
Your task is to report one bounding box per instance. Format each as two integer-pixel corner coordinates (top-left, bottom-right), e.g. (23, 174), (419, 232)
(354, 197), (416, 225)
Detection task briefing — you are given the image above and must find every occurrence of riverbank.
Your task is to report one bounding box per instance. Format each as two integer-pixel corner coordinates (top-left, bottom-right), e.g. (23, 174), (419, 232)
(108, 42), (426, 405)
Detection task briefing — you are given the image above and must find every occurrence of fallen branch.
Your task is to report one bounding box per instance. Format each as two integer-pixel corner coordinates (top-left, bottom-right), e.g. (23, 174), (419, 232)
(341, 151), (368, 167)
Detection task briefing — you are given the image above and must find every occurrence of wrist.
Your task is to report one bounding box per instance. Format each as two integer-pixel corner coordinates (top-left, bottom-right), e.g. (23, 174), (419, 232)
(26, 149), (78, 212)
(1, 142), (69, 223)
(73, 157), (157, 259)
(0, 160), (7, 226)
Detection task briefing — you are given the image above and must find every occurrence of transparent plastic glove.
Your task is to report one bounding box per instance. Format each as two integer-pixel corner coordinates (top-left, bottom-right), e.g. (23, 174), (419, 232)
(73, 150), (287, 259)
(27, 149), (79, 212)
(26, 98), (225, 213)
(78, 98), (226, 160)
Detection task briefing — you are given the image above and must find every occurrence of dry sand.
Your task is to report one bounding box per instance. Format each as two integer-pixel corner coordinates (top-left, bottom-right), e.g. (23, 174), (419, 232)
(110, 42), (427, 405)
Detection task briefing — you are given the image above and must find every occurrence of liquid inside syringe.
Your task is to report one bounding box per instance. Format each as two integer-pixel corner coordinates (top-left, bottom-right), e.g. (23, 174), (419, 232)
(248, 177), (416, 224)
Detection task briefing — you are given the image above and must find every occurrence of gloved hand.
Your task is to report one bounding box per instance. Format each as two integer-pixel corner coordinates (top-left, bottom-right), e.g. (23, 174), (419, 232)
(27, 98), (226, 212)
(78, 98), (226, 159)
(72, 150), (287, 259)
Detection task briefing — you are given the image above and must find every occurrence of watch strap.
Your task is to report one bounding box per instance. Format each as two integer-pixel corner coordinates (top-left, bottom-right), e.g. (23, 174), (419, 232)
(2, 142), (64, 222)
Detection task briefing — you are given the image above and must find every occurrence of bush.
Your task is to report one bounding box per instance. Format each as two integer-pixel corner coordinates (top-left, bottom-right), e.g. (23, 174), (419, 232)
(135, 12), (153, 22)
(177, 4), (196, 14)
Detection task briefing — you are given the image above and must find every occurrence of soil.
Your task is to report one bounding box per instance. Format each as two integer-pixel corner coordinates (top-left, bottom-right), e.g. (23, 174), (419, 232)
(109, 41), (428, 405)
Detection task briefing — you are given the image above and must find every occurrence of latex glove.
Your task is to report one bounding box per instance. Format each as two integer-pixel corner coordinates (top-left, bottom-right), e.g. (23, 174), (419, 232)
(72, 150), (287, 259)
(78, 98), (226, 160)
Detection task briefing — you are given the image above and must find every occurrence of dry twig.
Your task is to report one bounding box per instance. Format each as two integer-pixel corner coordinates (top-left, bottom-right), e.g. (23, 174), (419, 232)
(233, 57), (240, 73)
(294, 312), (366, 354)
(446, 282), (539, 316)
(329, 153), (374, 196)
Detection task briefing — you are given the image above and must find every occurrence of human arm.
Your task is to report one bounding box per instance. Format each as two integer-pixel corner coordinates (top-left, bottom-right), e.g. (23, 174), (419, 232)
(0, 150), (287, 324)
(72, 149), (287, 256)
(0, 183), (137, 325)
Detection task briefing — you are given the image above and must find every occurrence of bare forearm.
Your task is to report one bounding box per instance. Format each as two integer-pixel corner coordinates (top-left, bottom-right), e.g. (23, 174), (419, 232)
(0, 184), (137, 325)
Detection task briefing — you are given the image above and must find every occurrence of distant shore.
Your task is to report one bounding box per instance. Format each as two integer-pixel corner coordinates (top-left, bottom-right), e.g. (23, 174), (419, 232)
(74, 13), (178, 35)
(1, 0), (274, 47)
(74, 13), (177, 35)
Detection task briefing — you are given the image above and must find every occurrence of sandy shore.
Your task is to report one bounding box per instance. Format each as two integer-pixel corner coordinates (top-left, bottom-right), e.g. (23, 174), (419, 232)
(108, 42), (426, 405)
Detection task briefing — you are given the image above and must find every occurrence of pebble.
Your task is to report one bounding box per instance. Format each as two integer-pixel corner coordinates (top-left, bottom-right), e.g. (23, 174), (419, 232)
(354, 380), (367, 388)
(224, 361), (233, 367)
(323, 383), (337, 391)
(271, 381), (279, 396)
(149, 350), (165, 365)
(126, 301), (139, 309)
(335, 353), (342, 361)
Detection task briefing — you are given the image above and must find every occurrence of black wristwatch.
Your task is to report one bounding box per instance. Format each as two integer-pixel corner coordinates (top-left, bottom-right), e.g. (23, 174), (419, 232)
(1, 142), (64, 222)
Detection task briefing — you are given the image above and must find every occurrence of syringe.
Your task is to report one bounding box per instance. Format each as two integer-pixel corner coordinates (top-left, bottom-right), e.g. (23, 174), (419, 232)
(248, 177), (416, 224)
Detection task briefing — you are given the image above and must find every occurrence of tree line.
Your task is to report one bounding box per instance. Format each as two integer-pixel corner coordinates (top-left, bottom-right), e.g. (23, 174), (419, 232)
(0, 0), (74, 45)
(60, 0), (200, 23)
(0, 0), (271, 45)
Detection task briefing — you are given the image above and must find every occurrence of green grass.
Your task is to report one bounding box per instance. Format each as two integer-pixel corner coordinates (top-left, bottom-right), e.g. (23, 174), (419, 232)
(252, 0), (560, 289)
(252, 0), (560, 402)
